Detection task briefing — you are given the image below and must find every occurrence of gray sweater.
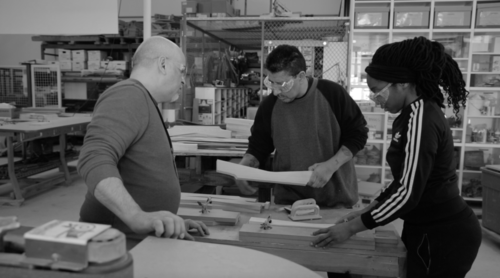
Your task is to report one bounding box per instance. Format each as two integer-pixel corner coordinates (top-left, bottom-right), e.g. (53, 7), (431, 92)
(78, 79), (180, 236)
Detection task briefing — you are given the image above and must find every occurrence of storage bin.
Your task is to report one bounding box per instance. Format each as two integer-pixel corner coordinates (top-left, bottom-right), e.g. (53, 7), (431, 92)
(481, 167), (500, 234)
(394, 4), (430, 28)
(476, 2), (500, 28)
(434, 3), (472, 28)
(355, 4), (390, 29)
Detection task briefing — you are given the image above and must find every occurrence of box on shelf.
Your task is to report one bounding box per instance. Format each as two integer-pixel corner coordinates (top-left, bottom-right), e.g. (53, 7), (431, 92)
(100, 61), (128, 71)
(181, 1), (198, 14)
(434, 3), (472, 28)
(57, 49), (72, 61)
(71, 61), (87, 71)
(476, 2), (500, 28)
(494, 37), (500, 53)
(88, 51), (107, 61)
(110, 61), (128, 71)
(212, 0), (233, 15)
(481, 167), (500, 234)
(71, 50), (87, 61)
(394, 4), (430, 28)
(87, 61), (101, 71)
(492, 56), (500, 72)
(59, 60), (72, 71)
(354, 4), (390, 29)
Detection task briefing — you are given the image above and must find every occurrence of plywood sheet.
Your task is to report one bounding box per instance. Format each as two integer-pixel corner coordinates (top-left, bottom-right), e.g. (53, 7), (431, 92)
(216, 160), (311, 186)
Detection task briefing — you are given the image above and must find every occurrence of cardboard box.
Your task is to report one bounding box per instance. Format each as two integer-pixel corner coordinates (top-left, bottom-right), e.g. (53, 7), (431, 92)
(394, 4), (430, 28)
(492, 56), (500, 72)
(57, 49), (72, 61)
(494, 37), (500, 53)
(59, 60), (72, 71)
(88, 51), (107, 61)
(71, 50), (88, 61)
(434, 4), (472, 28)
(101, 61), (128, 70)
(72, 61), (87, 71)
(182, 1), (198, 14)
(476, 2), (500, 28)
(110, 61), (128, 71)
(197, 1), (212, 14)
(212, 0), (232, 15)
(355, 4), (390, 29)
(87, 61), (101, 71)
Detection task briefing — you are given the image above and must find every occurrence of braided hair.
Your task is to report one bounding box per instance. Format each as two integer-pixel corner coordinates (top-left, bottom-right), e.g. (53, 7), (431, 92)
(365, 36), (468, 118)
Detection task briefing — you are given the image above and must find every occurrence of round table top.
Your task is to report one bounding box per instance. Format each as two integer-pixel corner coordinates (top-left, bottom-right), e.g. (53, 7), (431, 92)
(130, 236), (322, 278)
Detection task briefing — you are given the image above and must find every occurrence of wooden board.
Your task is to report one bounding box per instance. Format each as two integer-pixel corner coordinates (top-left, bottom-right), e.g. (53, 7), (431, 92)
(216, 160), (311, 186)
(239, 223), (376, 251)
(181, 196), (264, 211)
(177, 207), (240, 226)
(130, 237), (322, 278)
(248, 217), (333, 229)
(181, 193), (256, 202)
(168, 126), (232, 138)
(172, 142), (198, 152)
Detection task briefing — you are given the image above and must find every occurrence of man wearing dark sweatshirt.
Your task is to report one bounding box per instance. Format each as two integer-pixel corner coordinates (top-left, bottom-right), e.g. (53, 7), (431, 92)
(236, 45), (368, 208)
(78, 36), (208, 248)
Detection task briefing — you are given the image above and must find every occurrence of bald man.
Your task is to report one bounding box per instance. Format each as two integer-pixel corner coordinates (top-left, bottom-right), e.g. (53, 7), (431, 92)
(78, 37), (208, 248)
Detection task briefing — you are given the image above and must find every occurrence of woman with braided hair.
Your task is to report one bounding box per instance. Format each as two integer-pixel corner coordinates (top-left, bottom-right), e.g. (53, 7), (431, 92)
(312, 37), (482, 278)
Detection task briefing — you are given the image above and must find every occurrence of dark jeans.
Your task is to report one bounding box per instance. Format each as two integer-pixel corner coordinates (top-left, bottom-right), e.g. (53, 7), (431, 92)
(402, 207), (482, 278)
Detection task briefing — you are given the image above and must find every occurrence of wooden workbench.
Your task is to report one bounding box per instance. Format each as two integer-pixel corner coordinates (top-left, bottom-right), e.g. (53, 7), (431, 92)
(130, 237), (322, 278)
(0, 117), (91, 206)
(191, 207), (407, 277)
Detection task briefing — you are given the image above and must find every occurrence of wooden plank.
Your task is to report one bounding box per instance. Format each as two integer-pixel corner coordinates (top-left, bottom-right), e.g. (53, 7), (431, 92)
(216, 160), (311, 186)
(239, 223), (375, 250)
(248, 217), (333, 229)
(177, 207), (240, 225)
(179, 203), (260, 214)
(181, 193), (257, 202)
(241, 235), (375, 251)
(172, 142), (198, 152)
(181, 196), (263, 210)
(168, 126), (232, 138)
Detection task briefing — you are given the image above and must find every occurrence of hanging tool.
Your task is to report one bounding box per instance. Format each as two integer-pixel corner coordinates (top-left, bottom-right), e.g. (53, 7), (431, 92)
(284, 199), (322, 221)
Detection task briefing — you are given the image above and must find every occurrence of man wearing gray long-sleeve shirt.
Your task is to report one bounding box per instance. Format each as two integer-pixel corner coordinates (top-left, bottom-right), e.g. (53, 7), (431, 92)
(78, 36), (208, 248)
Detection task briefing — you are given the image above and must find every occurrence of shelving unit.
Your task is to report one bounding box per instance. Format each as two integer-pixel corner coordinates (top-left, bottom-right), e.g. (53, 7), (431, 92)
(349, 0), (500, 201)
(194, 87), (248, 125)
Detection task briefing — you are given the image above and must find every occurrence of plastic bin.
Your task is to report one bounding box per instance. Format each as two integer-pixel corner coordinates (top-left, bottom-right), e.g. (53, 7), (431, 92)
(476, 2), (500, 28)
(434, 3), (472, 28)
(481, 166), (500, 234)
(394, 4), (431, 28)
(355, 4), (390, 29)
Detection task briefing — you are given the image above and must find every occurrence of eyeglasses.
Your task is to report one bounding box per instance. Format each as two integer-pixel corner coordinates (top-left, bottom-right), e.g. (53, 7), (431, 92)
(263, 76), (295, 93)
(369, 83), (392, 103)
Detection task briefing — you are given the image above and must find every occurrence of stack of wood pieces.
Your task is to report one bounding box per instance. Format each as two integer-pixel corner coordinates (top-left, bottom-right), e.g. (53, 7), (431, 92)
(180, 193), (269, 214)
(168, 125), (248, 152)
(239, 217), (399, 251)
(224, 118), (254, 139)
(177, 207), (240, 226)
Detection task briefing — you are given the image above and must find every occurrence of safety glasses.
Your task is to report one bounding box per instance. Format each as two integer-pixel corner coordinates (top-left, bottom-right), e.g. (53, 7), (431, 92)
(369, 83), (392, 103)
(263, 76), (295, 93)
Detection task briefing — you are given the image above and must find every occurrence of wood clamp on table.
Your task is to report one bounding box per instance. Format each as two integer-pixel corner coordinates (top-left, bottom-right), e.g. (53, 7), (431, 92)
(284, 199), (322, 221)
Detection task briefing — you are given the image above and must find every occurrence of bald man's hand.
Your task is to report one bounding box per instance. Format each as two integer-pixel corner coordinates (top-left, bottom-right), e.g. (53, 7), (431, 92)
(126, 210), (187, 239)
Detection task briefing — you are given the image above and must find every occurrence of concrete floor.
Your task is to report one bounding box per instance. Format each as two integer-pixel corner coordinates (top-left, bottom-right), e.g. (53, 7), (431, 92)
(0, 161), (499, 277)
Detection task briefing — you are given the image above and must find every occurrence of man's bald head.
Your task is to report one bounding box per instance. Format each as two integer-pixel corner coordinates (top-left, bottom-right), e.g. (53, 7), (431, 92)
(132, 36), (184, 69)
